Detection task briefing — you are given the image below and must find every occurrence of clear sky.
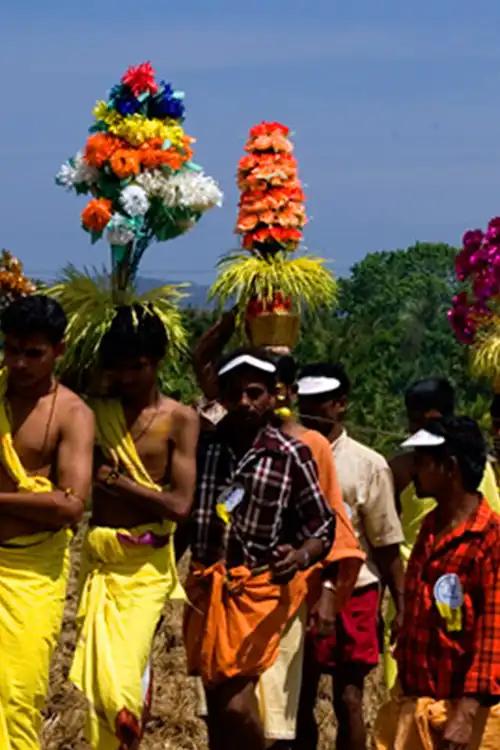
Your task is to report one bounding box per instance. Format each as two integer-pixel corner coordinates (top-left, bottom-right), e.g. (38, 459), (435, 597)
(2, 0), (500, 283)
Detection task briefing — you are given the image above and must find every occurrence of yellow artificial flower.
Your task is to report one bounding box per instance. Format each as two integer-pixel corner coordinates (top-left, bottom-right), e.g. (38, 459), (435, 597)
(92, 101), (186, 148)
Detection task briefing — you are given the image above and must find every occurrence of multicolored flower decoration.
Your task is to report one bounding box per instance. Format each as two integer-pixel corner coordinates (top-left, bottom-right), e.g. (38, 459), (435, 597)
(56, 62), (222, 291)
(210, 121), (336, 347)
(449, 218), (500, 381)
(0, 250), (36, 303)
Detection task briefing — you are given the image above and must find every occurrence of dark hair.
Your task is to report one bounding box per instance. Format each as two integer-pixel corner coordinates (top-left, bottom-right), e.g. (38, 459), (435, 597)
(298, 361), (351, 398)
(490, 394), (500, 419)
(405, 377), (455, 417)
(1, 294), (67, 344)
(217, 347), (277, 392)
(99, 305), (168, 368)
(273, 354), (297, 387)
(424, 415), (486, 492)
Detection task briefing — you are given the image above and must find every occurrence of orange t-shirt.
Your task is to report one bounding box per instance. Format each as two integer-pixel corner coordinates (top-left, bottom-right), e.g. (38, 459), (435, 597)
(300, 428), (365, 610)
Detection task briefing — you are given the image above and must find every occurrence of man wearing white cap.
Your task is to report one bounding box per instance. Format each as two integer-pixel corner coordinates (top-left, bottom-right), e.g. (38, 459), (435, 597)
(295, 362), (405, 750)
(375, 416), (500, 750)
(183, 348), (335, 750)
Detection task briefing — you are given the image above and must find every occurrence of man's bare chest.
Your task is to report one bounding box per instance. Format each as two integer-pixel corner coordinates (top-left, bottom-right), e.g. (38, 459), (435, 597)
(10, 399), (60, 470)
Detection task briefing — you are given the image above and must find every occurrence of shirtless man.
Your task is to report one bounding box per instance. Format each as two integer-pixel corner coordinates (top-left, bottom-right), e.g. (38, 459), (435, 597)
(69, 304), (199, 750)
(0, 294), (94, 750)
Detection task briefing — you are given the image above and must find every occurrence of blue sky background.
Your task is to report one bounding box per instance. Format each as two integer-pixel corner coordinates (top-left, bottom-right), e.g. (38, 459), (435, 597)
(3, 1), (500, 283)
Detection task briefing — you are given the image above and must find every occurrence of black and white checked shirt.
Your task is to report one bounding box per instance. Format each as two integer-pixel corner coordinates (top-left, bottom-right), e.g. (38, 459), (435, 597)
(190, 422), (335, 568)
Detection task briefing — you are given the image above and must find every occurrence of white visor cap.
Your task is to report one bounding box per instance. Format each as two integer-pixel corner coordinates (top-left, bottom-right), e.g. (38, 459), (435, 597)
(218, 354), (276, 378)
(297, 376), (341, 396)
(401, 429), (446, 449)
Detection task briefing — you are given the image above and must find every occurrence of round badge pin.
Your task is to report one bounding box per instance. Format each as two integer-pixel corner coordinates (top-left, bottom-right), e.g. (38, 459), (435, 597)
(433, 573), (464, 609)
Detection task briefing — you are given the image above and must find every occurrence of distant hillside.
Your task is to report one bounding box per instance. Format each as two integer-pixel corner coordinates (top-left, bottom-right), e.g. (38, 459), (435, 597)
(135, 277), (211, 308)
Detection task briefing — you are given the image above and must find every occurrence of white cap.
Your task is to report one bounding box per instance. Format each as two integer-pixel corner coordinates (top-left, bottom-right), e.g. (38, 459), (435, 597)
(401, 429), (446, 449)
(218, 354), (276, 377)
(297, 376), (341, 396)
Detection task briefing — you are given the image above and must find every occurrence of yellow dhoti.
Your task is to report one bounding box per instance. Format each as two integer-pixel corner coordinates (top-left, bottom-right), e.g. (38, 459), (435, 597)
(0, 368), (71, 750)
(0, 528), (71, 750)
(374, 696), (500, 750)
(70, 521), (183, 749)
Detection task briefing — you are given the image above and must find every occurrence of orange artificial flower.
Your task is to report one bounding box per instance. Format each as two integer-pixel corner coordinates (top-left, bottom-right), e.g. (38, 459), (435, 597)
(109, 149), (141, 178)
(84, 133), (122, 167)
(81, 198), (113, 233)
(249, 122), (289, 139)
(236, 213), (259, 232)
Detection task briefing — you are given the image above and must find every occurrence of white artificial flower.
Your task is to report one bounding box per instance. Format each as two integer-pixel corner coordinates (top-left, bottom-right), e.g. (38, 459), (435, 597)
(120, 185), (150, 217)
(55, 161), (78, 190)
(73, 151), (99, 185)
(135, 170), (165, 196)
(107, 213), (136, 246)
(155, 171), (223, 212)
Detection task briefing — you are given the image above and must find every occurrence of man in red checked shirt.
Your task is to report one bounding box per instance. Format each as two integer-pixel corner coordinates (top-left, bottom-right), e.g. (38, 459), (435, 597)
(375, 416), (500, 750)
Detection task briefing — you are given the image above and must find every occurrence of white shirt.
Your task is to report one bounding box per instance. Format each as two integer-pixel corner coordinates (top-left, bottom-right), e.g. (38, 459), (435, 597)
(332, 430), (404, 589)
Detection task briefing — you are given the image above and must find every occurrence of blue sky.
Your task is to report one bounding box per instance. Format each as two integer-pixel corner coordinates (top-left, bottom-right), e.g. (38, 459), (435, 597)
(2, 1), (500, 283)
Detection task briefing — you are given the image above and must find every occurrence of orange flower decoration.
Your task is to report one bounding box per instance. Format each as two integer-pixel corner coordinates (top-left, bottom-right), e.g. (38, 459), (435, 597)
(81, 198), (113, 233)
(236, 123), (306, 251)
(84, 133), (122, 167)
(109, 149), (141, 178)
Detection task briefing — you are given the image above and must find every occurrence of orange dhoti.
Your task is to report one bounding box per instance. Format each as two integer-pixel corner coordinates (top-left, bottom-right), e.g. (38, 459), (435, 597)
(183, 562), (307, 687)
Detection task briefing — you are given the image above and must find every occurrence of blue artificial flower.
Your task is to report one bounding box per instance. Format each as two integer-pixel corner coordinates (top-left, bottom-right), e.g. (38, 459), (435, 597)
(148, 81), (185, 120)
(109, 84), (142, 116)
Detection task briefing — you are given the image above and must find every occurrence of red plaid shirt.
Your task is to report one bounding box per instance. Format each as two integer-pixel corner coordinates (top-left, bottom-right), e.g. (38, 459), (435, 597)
(190, 423), (335, 568)
(396, 498), (500, 701)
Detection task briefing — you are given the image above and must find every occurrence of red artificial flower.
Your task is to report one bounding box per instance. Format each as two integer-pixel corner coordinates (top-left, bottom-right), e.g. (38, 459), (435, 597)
(122, 62), (158, 97)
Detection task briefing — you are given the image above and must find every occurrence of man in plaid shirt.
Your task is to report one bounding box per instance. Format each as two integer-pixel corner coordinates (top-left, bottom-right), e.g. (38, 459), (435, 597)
(183, 348), (335, 750)
(375, 416), (500, 750)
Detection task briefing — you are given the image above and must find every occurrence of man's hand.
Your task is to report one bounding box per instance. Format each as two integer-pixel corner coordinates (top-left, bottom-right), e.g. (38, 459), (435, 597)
(95, 464), (117, 486)
(309, 585), (336, 636)
(442, 699), (478, 750)
(270, 544), (300, 583)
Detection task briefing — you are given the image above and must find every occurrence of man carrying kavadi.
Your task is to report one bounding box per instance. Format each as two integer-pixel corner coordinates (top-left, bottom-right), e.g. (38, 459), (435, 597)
(0, 295), (94, 750)
(69, 306), (199, 749)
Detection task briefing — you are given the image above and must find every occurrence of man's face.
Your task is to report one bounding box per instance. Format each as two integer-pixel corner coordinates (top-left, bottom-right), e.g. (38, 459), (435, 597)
(106, 356), (158, 399)
(219, 369), (275, 429)
(299, 394), (345, 437)
(413, 448), (448, 498)
(3, 333), (62, 389)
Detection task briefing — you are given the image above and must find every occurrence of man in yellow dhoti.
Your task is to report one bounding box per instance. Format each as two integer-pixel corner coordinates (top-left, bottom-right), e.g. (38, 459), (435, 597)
(0, 295), (94, 750)
(70, 306), (199, 750)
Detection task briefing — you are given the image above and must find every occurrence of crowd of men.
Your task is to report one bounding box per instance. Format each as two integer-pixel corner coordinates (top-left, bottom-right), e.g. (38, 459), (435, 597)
(0, 295), (498, 750)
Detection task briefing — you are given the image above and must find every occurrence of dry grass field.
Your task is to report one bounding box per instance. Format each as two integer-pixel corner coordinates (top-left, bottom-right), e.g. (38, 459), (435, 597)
(42, 530), (385, 749)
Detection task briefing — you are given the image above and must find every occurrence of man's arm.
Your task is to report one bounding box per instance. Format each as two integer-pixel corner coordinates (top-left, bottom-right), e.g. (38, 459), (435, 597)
(362, 464), (405, 637)
(271, 446), (335, 582)
(0, 400), (94, 527)
(96, 405), (200, 523)
(192, 311), (236, 400)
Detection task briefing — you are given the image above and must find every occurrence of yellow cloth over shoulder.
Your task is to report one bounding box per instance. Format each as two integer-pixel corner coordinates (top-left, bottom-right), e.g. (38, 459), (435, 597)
(0, 369), (71, 750)
(374, 696), (500, 750)
(383, 464), (500, 690)
(70, 398), (183, 750)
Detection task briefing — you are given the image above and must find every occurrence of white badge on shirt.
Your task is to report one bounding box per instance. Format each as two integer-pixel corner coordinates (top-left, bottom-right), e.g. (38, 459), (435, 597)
(433, 573), (464, 609)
